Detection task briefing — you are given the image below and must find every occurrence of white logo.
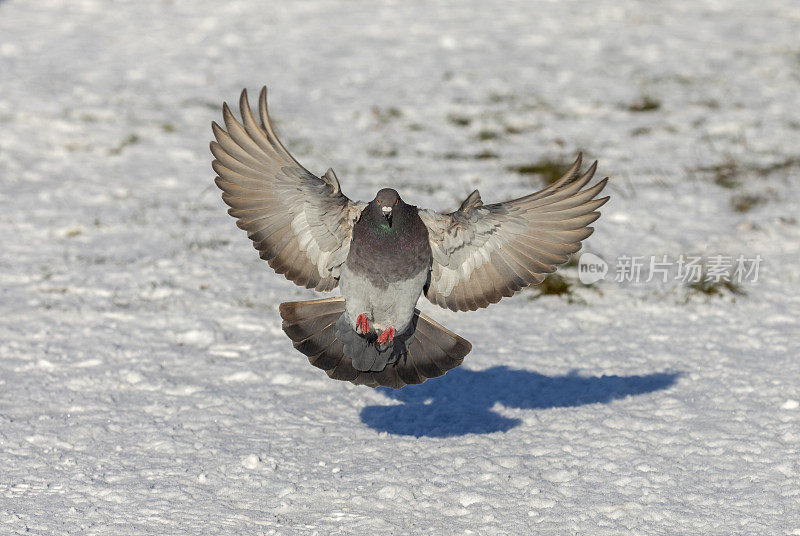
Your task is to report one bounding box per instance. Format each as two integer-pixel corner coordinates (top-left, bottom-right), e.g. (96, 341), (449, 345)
(578, 253), (608, 284)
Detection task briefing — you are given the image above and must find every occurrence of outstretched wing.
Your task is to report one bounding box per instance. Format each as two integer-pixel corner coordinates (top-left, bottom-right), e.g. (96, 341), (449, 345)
(419, 154), (609, 311)
(211, 88), (364, 291)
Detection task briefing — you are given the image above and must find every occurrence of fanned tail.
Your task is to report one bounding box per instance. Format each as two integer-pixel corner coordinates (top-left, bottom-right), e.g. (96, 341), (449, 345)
(279, 298), (471, 389)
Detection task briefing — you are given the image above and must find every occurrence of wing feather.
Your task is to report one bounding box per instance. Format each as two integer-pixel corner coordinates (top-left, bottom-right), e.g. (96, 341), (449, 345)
(420, 154), (609, 311)
(211, 88), (364, 291)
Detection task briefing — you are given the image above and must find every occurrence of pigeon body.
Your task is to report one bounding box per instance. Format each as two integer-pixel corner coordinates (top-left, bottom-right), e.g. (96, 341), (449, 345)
(338, 192), (432, 371)
(212, 87), (609, 388)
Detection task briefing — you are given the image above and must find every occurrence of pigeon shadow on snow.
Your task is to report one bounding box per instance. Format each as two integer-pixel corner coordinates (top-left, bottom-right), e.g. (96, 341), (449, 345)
(360, 366), (679, 438)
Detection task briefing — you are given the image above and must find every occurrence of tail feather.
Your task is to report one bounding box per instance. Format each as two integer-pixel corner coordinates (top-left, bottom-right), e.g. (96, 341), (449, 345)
(325, 341), (361, 383)
(308, 342), (343, 371)
(279, 298), (343, 359)
(283, 314), (337, 343)
(294, 321), (337, 357)
(304, 338), (343, 370)
(411, 314), (470, 372)
(279, 298), (472, 389)
(370, 362), (405, 389)
(406, 335), (445, 378)
(279, 297), (343, 323)
(394, 346), (426, 386)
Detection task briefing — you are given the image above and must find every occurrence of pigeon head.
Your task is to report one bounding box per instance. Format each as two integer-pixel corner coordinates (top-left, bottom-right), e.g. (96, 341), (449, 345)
(372, 188), (402, 226)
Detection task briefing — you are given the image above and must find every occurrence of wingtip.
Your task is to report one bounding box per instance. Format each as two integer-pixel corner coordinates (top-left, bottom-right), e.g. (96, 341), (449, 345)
(560, 153), (583, 184)
(258, 86), (273, 128)
(239, 88), (250, 111)
(582, 159), (599, 180)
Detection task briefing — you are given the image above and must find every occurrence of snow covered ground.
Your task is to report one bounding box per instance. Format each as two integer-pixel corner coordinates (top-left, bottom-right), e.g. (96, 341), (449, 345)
(1, 0), (799, 533)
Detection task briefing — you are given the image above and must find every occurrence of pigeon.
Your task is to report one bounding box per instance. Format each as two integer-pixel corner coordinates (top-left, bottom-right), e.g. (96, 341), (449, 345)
(211, 87), (609, 389)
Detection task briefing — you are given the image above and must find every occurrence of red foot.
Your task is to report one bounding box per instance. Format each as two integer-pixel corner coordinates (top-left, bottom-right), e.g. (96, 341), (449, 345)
(376, 326), (395, 346)
(356, 313), (370, 335)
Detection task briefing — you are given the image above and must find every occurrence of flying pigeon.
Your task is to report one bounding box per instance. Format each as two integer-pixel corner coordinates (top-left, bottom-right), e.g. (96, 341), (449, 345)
(211, 87), (609, 389)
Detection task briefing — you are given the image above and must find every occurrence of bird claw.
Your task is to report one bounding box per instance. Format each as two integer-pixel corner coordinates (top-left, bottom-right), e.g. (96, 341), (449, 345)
(376, 326), (395, 347)
(356, 313), (370, 335)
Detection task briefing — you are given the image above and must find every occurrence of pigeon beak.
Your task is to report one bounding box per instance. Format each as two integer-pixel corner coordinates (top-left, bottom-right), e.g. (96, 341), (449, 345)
(382, 206), (392, 226)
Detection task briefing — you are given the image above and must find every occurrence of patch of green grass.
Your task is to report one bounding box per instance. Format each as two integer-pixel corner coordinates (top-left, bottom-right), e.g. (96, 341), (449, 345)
(442, 150), (498, 160)
(527, 273), (590, 304)
(757, 157), (800, 176)
(627, 96), (661, 112)
(697, 160), (741, 189)
(631, 127), (651, 136)
(626, 96), (661, 112)
(687, 278), (744, 298)
(109, 133), (140, 155)
(731, 194), (767, 213)
(537, 273), (572, 296)
(507, 157), (572, 185)
(160, 123), (177, 133)
(683, 262), (747, 300)
(371, 106), (403, 124)
(447, 114), (472, 127)
(75, 255), (109, 265)
(476, 130), (500, 141)
(693, 156), (799, 190)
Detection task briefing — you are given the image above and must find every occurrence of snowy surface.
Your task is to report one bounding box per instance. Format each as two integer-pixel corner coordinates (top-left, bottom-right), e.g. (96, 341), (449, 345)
(2, 0), (800, 534)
